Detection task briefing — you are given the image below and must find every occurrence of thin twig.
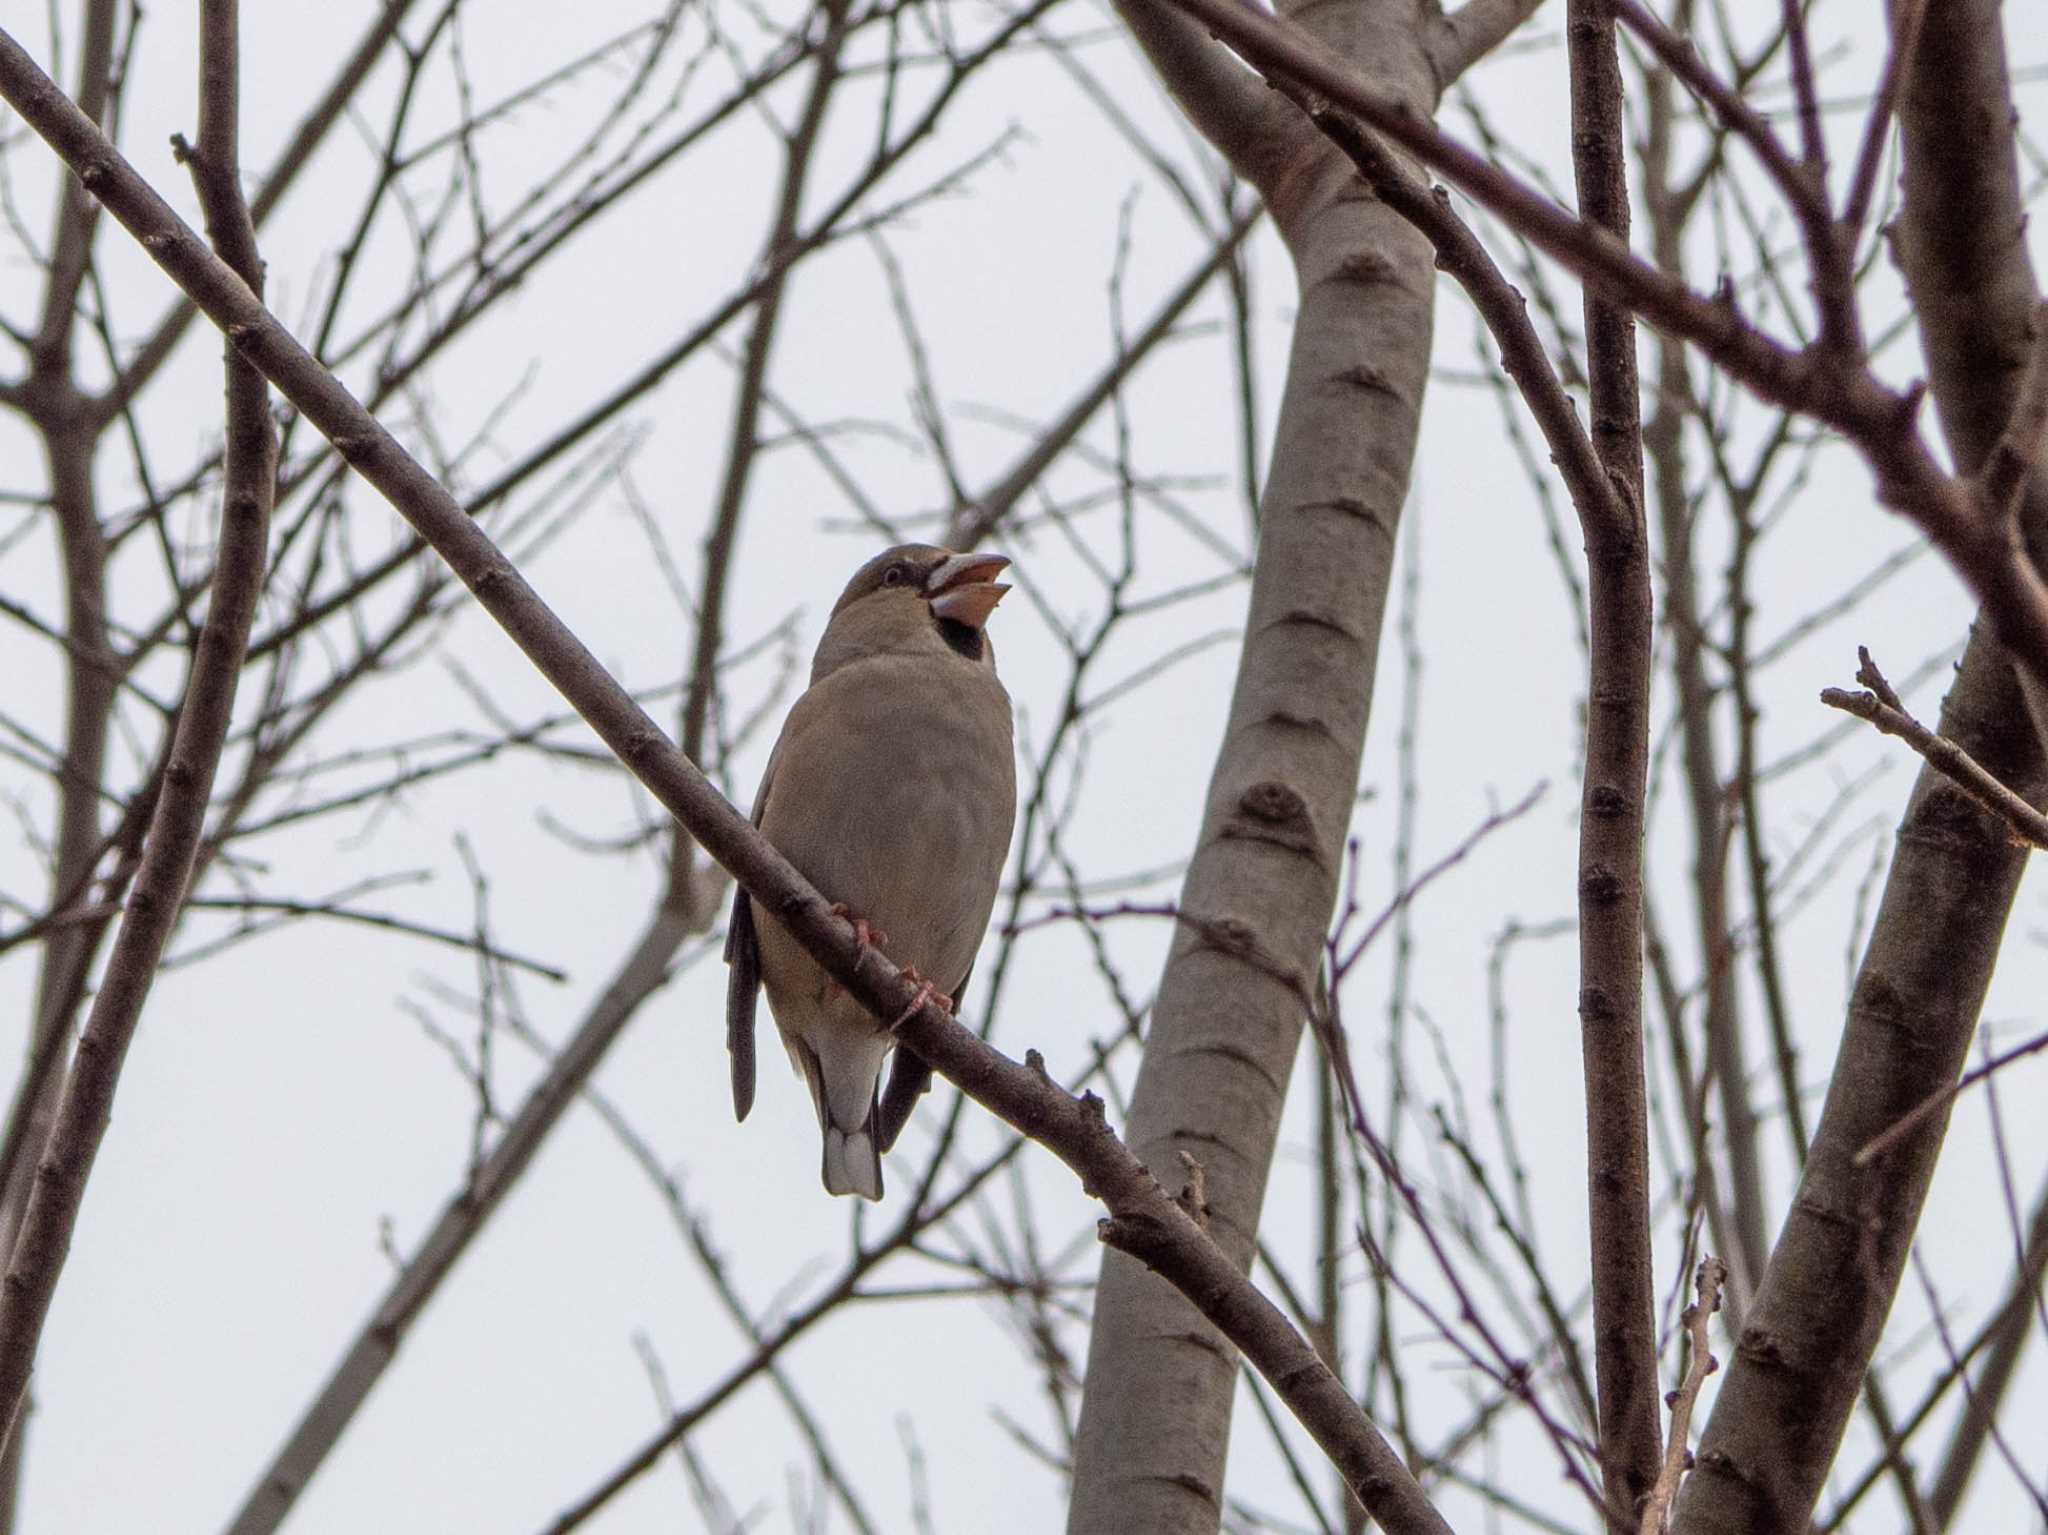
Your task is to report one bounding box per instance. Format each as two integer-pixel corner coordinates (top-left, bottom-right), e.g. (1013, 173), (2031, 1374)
(1854, 1026), (2048, 1168)
(1820, 646), (2048, 850)
(1838, 0), (1927, 245)
(1607, 0), (1812, 222)
(1636, 1256), (1726, 1535)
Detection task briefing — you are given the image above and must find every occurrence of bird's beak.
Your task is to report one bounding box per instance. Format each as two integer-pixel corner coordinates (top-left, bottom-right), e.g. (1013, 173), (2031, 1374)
(925, 551), (1011, 630)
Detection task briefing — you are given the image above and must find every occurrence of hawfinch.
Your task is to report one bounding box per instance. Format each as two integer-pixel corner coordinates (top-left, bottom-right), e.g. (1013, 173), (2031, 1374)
(725, 545), (1017, 1198)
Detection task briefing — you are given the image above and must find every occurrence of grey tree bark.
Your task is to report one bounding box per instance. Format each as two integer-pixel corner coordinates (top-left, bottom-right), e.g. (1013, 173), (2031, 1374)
(1066, 3), (1450, 1527)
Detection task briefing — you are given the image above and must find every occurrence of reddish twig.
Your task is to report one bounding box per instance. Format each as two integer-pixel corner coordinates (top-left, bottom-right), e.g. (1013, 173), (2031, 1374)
(1606, 0), (1811, 223)
(1839, 0), (1928, 245)
(1854, 1027), (2048, 1169)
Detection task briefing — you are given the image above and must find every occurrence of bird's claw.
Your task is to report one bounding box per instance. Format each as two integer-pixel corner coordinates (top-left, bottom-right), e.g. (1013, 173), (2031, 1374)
(826, 903), (892, 1000)
(829, 903), (890, 962)
(887, 967), (954, 1031)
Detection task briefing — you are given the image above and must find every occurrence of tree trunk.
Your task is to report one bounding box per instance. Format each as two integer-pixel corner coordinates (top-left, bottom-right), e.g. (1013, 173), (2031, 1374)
(1066, 12), (1440, 1525)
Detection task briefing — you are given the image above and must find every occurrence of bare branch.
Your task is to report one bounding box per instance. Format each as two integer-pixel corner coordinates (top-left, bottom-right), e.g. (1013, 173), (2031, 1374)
(1820, 646), (2048, 850)
(1636, 1256), (1724, 1535)
(1560, 4), (1661, 1517)
(1838, 0), (1927, 246)
(1147, 0), (2048, 689)
(1425, 0), (1546, 88)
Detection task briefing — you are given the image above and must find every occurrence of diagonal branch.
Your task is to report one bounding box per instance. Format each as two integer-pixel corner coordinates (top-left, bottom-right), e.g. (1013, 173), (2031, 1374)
(1821, 646), (2048, 850)
(218, 89), (1235, 1535)
(1424, 0), (1546, 88)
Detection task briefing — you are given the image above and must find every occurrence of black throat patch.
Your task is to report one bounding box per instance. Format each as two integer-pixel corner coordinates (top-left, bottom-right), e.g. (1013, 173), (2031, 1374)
(936, 616), (984, 662)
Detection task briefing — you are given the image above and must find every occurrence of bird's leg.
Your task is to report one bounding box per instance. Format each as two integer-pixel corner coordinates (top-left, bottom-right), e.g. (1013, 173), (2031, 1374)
(826, 903), (891, 998)
(886, 966), (954, 1032)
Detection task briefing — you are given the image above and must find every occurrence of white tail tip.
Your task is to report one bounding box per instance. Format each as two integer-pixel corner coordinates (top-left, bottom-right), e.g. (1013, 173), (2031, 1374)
(822, 1124), (883, 1200)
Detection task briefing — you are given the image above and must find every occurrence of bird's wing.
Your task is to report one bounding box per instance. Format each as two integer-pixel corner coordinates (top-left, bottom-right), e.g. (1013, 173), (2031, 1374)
(723, 749), (779, 1123)
(875, 963), (969, 1153)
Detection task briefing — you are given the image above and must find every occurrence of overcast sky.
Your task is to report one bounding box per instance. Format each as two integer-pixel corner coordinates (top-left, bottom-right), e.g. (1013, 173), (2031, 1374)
(3, 2), (2046, 1532)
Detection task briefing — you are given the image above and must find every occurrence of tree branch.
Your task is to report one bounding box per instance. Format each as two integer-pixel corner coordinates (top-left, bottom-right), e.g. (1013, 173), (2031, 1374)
(1673, 0), (2048, 1522)
(1105, 0), (1301, 206)
(1068, 1), (1444, 1522)
(1424, 0), (1545, 88)
(1637, 1257), (1725, 1535)
(1821, 646), (2048, 850)
(1562, 0), (1661, 1518)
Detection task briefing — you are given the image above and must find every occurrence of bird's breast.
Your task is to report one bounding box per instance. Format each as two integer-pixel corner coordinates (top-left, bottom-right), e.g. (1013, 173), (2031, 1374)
(758, 655), (1015, 991)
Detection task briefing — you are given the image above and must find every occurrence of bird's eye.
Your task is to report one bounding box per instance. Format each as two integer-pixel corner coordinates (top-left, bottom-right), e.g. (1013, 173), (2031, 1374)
(881, 565), (906, 587)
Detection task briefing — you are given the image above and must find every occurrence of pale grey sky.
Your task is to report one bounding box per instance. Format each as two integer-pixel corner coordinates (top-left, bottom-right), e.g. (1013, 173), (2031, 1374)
(4, 2), (2045, 1532)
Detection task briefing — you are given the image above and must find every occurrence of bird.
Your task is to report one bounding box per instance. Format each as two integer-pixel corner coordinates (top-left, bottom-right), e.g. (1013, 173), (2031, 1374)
(724, 544), (1017, 1199)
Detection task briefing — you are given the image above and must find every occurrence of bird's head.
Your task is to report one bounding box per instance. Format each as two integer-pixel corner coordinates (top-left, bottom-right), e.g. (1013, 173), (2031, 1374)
(816, 544), (1012, 675)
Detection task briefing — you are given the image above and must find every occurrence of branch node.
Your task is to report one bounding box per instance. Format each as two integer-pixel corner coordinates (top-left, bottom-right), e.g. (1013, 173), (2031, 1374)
(1853, 645), (1902, 709)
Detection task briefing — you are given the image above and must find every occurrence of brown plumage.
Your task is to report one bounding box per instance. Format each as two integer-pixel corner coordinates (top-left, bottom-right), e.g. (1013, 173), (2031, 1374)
(725, 545), (1017, 1198)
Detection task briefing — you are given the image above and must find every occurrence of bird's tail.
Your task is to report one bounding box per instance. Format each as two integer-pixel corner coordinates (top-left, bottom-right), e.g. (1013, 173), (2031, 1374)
(822, 1120), (883, 1201)
(791, 1038), (887, 1200)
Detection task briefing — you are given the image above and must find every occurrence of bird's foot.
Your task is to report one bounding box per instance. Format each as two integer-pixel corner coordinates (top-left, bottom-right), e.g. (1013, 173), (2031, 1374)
(886, 967), (954, 1032)
(828, 902), (891, 957)
(826, 903), (890, 999)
